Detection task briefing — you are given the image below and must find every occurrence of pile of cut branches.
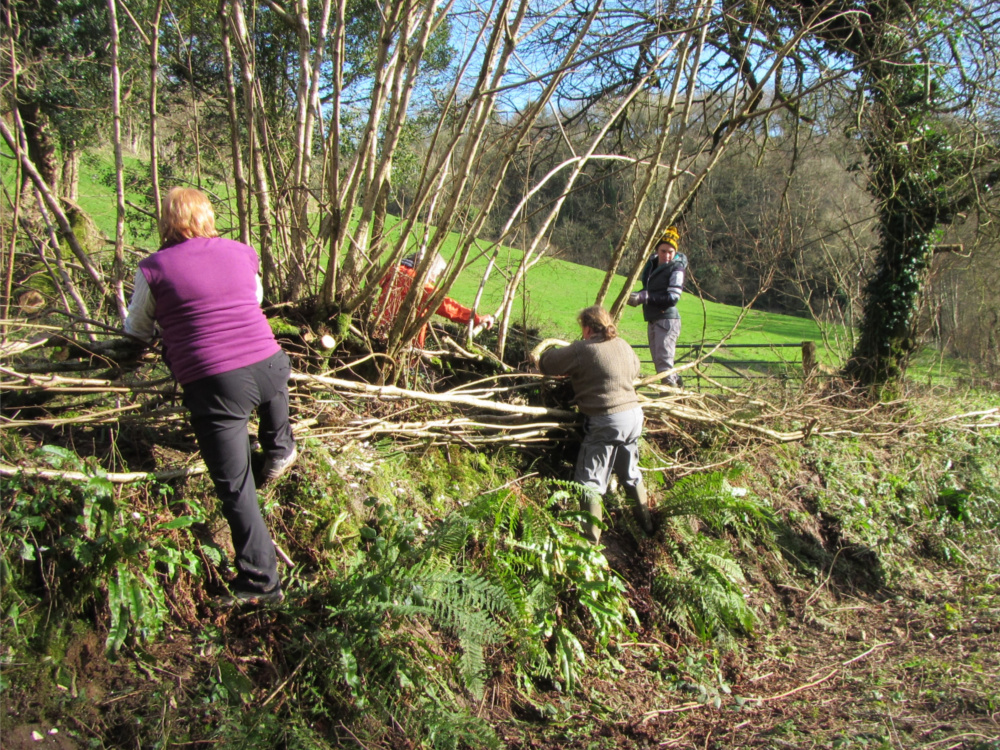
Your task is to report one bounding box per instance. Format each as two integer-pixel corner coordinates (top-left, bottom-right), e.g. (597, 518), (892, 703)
(2, 327), (998, 486)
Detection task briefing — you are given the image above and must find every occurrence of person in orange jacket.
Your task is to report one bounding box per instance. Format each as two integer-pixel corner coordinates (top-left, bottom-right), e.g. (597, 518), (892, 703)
(374, 252), (494, 347)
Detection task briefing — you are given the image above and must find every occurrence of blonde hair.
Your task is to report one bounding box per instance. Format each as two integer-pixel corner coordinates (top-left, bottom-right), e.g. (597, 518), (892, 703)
(578, 305), (618, 340)
(159, 187), (218, 245)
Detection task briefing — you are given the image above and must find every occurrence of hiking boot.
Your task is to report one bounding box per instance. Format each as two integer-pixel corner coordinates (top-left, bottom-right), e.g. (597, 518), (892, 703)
(633, 503), (654, 534)
(261, 446), (297, 486)
(215, 584), (285, 608)
(580, 491), (604, 544)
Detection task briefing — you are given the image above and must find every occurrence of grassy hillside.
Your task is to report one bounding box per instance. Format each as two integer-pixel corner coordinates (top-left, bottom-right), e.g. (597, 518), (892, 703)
(5, 146), (973, 384)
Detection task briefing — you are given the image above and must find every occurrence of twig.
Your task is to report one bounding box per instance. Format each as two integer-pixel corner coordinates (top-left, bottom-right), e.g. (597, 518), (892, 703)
(804, 547), (844, 608)
(478, 472), (539, 496)
(640, 702), (704, 722)
(1, 462), (207, 484)
(1, 402), (146, 429)
(291, 372), (576, 419)
(0, 334), (54, 358)
(922, 734), (999, 748)
(841, 641), (894, 666)
(273, 542), (294, 567)
(746, 668), (840, 703)
(337, 721), (373, 749)
(259, 640), (318, 709)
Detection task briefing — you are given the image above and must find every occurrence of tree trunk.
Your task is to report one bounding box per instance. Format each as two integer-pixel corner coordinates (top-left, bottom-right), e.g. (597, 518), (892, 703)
(17, 101), (58, 193)
(220, 1), (249, 244)
(844, 211), (936, 386)
(843, 49), (953, 389)
(107, 0), (128, 320)
(318, 0), (346, 311)
(228, 0), (277, 296)
(59, 138), (79, 202)
(148, 0), (163, 225)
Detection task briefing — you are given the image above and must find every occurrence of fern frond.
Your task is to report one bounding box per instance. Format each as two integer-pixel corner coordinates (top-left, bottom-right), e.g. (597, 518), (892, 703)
(423, 515), (473, 559)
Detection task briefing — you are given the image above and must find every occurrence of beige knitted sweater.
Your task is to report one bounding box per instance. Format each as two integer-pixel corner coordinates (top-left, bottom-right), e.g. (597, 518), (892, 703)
(538, 337), (640, 416)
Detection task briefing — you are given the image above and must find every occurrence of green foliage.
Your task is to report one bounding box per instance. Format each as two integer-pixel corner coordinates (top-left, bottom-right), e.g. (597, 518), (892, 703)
(10, 0), (116, 148)
(800, 428), (1000, 576)
(656, 532), (756, 645)
(207, 705), (343, 750)
(933, 431), (1000, 529)
(660, 648), (740, 710)
(651, 470), (773, 645)
(1, 446), (201, 652)
(808, 447), (919, 555)
(463, 484), (637, 691)
(294, 496), (506, 747)
(656, 469), (776, 539)
(283, 477), (638, 747)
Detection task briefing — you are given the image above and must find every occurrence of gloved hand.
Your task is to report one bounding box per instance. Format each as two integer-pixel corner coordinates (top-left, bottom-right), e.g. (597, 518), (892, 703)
(627, 291), (647, 307)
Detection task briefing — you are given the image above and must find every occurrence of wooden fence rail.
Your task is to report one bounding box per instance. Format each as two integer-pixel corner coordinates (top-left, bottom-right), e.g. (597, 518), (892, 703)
(632, 341), (827, 390)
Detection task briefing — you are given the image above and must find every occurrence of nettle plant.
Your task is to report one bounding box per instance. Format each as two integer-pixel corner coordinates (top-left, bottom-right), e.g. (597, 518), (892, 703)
(2, 446), (202, 652)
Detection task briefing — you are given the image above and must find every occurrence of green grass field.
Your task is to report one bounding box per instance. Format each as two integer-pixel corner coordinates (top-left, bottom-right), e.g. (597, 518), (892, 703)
(372, 213), (846, 382)
(445, 245), (834, 379)
(4, 146), (973, 385)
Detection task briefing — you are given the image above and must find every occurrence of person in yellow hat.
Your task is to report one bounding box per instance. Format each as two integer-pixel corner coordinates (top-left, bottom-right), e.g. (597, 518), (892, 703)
(627, 226), (688, 386)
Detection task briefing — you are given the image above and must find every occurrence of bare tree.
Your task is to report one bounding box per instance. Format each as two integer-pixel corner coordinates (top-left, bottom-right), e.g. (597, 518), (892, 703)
(107, 0), (128, 320)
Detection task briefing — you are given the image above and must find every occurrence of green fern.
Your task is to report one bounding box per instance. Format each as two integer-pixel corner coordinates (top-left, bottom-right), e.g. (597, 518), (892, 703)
(652, 470), (773, 645)
(659, 469), (775, 539)
(294, 498), (511, 747)
(462, 485), (636, 690)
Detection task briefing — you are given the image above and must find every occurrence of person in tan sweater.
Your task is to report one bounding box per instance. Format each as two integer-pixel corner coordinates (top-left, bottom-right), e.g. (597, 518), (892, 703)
(534, 306), (653, 542)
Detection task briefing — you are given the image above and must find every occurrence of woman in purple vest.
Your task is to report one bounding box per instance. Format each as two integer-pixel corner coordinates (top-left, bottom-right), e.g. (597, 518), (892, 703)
(125, 187), (295, 605)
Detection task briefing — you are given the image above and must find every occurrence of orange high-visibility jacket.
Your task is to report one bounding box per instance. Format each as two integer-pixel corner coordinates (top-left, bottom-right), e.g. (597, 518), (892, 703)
(375, 265), (483, 347)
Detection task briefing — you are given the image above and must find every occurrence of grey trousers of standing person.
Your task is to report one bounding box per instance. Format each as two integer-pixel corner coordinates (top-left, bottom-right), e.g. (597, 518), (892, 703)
(574, 406), (645, 542)
(181, 350), (295, 594)
(648, 318), (682, 385)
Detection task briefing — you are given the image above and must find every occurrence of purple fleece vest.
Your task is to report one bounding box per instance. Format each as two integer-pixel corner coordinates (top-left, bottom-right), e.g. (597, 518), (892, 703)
(139, 237), (280, 385)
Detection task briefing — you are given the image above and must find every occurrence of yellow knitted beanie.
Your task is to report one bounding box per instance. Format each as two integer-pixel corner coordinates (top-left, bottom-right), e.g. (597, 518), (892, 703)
(658, 226), (680, 249)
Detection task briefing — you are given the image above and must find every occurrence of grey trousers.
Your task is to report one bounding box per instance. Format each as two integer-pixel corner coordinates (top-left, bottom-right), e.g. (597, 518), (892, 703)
(182, 350), (294, 593)
(648, 317), (681, 384)
(574, 406), (644, 541)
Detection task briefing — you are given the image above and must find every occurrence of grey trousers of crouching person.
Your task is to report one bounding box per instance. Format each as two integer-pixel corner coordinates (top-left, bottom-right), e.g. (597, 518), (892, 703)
(648, 317), (682, 384)
(574, 406), (645, 542)
(181, 350), (295, 594)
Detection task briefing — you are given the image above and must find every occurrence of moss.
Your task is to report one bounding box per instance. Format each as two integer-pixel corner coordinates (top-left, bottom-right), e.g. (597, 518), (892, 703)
(332, 313), (353, 338)
(268, 316), (300, 336)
